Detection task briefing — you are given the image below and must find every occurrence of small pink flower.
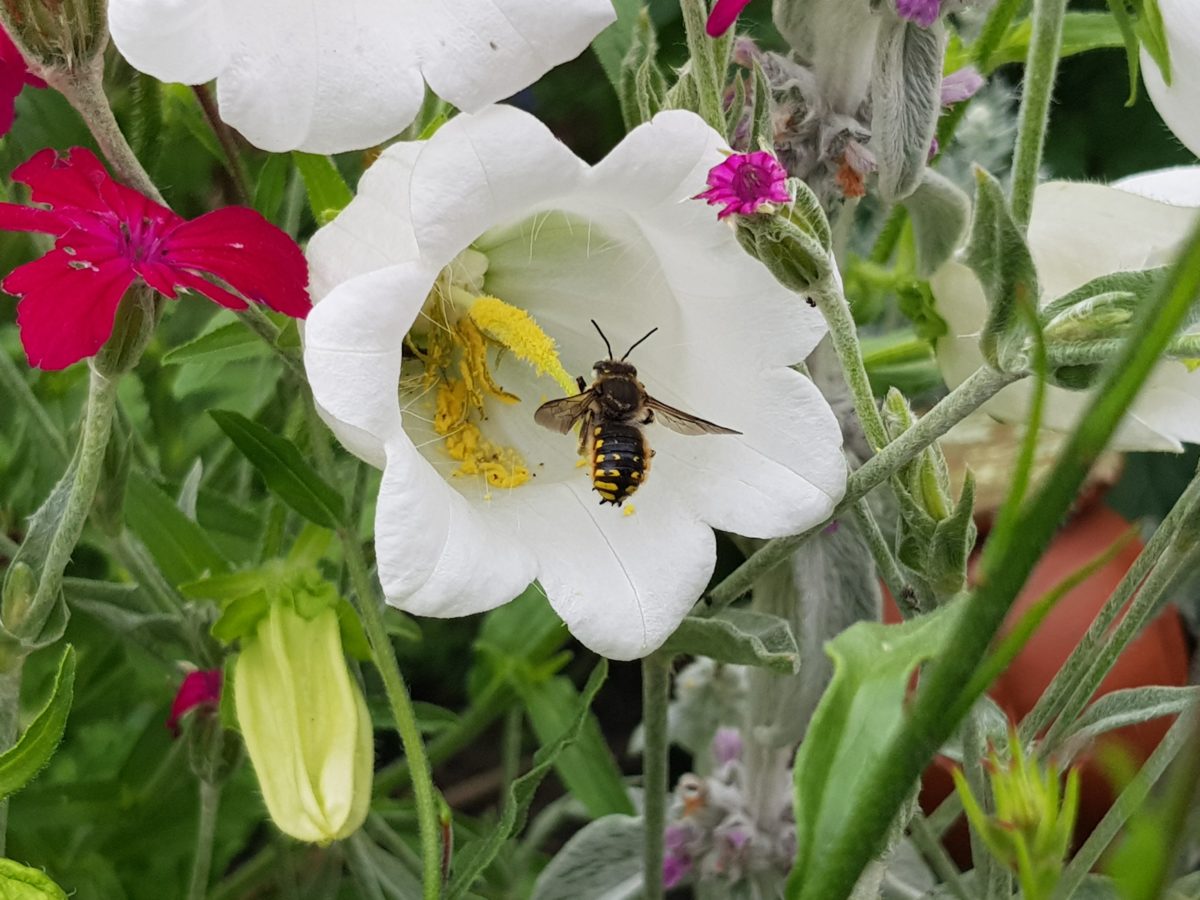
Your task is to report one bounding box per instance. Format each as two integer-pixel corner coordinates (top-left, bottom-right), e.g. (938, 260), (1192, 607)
(695, 151), (791, 220)
(896, 0), (942, 28)
(663, 826), (694, 888)
(712, 727), (744, 766)
(941, 67), (985, 105)
(0, 147), (310, 369)
(0, 28), (43, 138)
(167, 669), (222, 736)
(706, 0), (752, 37)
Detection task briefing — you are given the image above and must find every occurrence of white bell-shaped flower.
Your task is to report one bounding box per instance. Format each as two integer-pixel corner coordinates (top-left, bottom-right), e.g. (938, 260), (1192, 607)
(931, 167), (1200, 451)
(106, 0), (614, 153)
(1143, 0), (1200, 158)
(302, 106), (847, 659)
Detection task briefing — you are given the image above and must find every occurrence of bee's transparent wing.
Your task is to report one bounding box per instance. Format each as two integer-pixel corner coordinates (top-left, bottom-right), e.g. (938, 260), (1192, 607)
(534, 391), (595, 434)
(646, 397), (741, 436)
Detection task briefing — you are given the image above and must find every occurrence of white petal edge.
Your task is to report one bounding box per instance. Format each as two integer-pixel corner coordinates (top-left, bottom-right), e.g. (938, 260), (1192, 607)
(108, 0), (230, 85)
(1142, 0), (1200, 158)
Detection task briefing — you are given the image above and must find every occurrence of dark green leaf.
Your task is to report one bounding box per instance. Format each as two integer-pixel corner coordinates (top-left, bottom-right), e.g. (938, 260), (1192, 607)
(126, 471), (231, 586)
(518, 675), (633, 819)
(162, 322), (271, 367)
(0, 645), (75, 801)
(447, 660), (609, 900)
(663, 608), (800, 674)
(254, 153), (292, 223)
(292, 152), (353, 226)
(210, 409), (346, 528)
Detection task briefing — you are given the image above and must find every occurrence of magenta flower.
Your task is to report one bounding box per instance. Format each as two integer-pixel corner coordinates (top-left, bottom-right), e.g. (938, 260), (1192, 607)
(663, 824), (695, 888)
(0, 147), (310, 369)
(0, 27), (43, 138)
(896, 0), (942, 28)
(696, 151), (791, 219)
(167, 669), (222, 736)
(706, 0), (752, 36)
(712, 727), (744, 767)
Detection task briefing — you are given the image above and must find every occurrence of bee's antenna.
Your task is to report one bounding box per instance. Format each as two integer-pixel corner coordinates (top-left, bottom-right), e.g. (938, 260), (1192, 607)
(621, 326), (659, 361)
(591, 319), (614, 359)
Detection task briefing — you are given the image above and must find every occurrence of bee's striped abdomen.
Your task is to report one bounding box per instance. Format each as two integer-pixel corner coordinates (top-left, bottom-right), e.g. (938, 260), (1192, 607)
(589, 423), (648, 506)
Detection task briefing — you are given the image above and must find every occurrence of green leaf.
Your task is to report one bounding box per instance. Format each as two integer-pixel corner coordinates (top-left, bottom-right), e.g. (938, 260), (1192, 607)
(0, 859), (69, 899)
(126, 471), (231, 586)
(592, 0), (643, 91)
(663, 608), (800, 674)
(896, 281), (950, 343)
(901, 170), (970, 278)
(161, 321), (271, 367)
(1134, 0), (1172, 88)
(254, 153), (291, 223)
(787, 602), (963, 897)
(292, 152), (353, 226)
(530, 814), (643, 900)
(989, 12), (1127, 68)
(966, 167), (1039, 372)
(1063, 687), (1200, 747)
(210, 409), (346, 528)
(517, 675), (633, 819)
(0, 645), (75, 802)
(447, 660), (609, 900)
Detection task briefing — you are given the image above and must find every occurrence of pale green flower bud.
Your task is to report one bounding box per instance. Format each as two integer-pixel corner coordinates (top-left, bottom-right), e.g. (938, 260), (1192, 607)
(235, 602), (373, 844)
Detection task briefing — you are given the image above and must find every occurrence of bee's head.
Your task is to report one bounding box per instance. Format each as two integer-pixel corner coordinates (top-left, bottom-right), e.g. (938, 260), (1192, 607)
(593, 359), (637, 377)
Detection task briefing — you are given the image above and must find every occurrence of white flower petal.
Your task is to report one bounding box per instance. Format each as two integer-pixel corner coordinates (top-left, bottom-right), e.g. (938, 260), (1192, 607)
(491, 481), (714, 660)
(376, 441), (539, 618)
(418, 0), (615, 114)
(409, 106), (590, 265)
(108, 0), (229, 85)
(1142, 0), (1200, 158)
(1115, 165), (1200, 207)
(304, 263), (439, 467)
(107, 0), (613, 154)
(932, 179), (1200, 451)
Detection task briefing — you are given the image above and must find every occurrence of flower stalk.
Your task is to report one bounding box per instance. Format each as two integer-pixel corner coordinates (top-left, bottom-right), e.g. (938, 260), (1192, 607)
(1009, 0), (1069, 227)
(186, 780), (222, 900)
(642, 652), (673, 900)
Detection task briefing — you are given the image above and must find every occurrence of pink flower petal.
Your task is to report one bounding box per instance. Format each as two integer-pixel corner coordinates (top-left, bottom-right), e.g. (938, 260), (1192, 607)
(0, 201), (68, 235)
(0, 27), (44, 139)
(170, 268), (249, 311)
(164, 206), (311, 318)
(7, 250), (137, 369)
(706, 0), (752, 36)
(167, 669), (223, 736)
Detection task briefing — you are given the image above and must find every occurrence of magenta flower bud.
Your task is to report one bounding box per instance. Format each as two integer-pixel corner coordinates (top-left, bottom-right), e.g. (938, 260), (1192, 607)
(895, 0), (943, 28)
(167, 669), (222, 736)
(712, 727), (744, 766)
(941, 67), (985, 105)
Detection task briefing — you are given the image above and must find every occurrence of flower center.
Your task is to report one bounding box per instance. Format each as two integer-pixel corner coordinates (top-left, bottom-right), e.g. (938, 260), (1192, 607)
(405, 250), (575, 494)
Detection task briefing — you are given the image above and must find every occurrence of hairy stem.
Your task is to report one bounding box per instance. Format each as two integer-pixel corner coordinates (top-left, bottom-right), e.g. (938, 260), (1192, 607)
(679, 0), (725, 131)
(814, 282), (890, 451)
(186, 780), (222, 900)
(1009, 0), (1068, 227)
(706, 366), (1017, 610)
(192, 84), (253, 206)
(641, 652), (672, 900)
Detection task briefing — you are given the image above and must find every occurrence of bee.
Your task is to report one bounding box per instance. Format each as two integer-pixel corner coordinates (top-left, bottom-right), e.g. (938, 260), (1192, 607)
(534, 321), (740, 506)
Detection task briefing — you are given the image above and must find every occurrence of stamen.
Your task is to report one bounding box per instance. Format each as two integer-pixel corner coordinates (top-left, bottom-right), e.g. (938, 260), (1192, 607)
(466, 295), (577, 396)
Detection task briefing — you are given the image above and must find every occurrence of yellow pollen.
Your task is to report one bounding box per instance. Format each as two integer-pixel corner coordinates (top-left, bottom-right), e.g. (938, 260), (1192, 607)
(433, 378), (530, 489)
(466, 296), (577, 396)
(623, 504), (637, 517)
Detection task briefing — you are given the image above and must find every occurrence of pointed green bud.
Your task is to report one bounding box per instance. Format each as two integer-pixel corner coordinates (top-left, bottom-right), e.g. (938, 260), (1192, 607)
(234, 601), (373, 844)
(953, 731), (1080, 899)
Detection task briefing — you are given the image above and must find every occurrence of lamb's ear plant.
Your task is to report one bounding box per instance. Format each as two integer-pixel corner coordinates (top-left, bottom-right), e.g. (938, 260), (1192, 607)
(0, 0), (1198, 898)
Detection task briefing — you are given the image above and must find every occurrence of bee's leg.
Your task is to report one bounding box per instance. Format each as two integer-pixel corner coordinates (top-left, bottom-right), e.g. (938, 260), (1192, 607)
(642, 410), (654, 424)
(575, 375), (587, 392)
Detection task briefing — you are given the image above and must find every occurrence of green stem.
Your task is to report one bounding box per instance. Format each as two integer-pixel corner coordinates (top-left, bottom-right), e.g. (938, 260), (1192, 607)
(641, 652), (672, 900)
(236, 306), (304, 378)
(849, 500), (921, 617)
(51, 54), (162, 201)
(192, 84), (253, 207)
(11, 367), (119, 641)
(907, 813), (971, 900)
(375, 674), (512, 795)
(0, 664), (21, 855)
(1008, 0), (1068, 228)
(1021, 469), (1200, 744)
(302, 394), (441, 900)
(501, 706), (523, 797)
(186, 780), (222, 900)
(679, 0), (725, 131)
(706, 366), (1017, 610)
(813, 281), (890, 451)
(793, 185), (1200, 900)
(0, 351), (68, 465)
(1051, 712), (1196, 900)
